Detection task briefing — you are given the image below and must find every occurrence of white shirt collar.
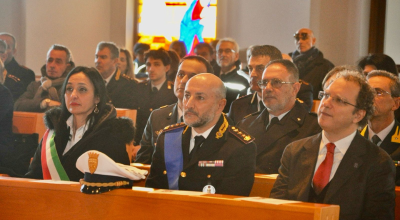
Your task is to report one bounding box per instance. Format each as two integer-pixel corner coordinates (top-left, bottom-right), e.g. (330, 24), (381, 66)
(269, 110), (290, 122)
(191, 125), (215, 140)
(321, 130), (356, 156)
(177, 105), (183, 122)
(151, 78), (166, 91)
(104, 72), (114, 86)
(220, 66), (237, 75)
(368, 120), (395, 144)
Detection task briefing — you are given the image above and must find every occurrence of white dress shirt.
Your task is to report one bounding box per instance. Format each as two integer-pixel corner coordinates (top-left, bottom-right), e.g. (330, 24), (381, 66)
(368, 120), (395, 146)
(64, 115), (90, 155)
(313, 130), (356, 182)
(189, 126), (215, 153)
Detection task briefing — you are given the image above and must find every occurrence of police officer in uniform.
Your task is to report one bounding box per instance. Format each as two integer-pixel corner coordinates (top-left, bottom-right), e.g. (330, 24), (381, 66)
(228, 45), (313, 124)
(134, 49), (177, 145)
(237, 59), (320, 174)
(146, 73), (256, 196)
(0, 33), (35, 100)
(95, 41), (137, 109)
(135, 56), (213, 164)
(361, 70), (400, 185)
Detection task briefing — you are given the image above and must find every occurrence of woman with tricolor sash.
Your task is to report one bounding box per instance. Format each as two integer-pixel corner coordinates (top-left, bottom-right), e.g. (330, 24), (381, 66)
(24, 66), (131, 181)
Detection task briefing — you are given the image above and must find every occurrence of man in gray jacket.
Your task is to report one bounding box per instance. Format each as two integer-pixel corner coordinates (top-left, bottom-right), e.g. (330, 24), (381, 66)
(14, 44), (74, 112)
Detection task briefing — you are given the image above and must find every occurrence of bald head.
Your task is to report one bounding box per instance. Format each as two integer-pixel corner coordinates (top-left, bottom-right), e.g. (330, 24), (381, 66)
(294, 28), (316, 53)
(183, 73), (227, 132)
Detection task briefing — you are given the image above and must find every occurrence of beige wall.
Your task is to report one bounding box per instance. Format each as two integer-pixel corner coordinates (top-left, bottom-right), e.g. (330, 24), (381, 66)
(384, 0), (400, 64)
(0, 0), (372, 75)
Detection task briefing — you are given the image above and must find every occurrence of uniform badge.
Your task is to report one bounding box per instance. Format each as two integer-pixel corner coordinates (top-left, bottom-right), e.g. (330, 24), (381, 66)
(203, 185), (216, 194)
(88, 152), (99, 174)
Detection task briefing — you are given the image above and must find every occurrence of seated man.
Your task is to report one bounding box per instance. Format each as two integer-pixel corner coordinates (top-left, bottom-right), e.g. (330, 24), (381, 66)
(361, 70), (400, 185)
(134, 48), (177, 145)
(14, 44), (74, 112)
(237, 59), (320, 174)
(289, 28), (334, 99)
(135, 56), (213, 164)
(146, 73), (256, 196)
(228, 45), (313, 124)
(270, 71), (395, 219)
(0, 32), (35, 100)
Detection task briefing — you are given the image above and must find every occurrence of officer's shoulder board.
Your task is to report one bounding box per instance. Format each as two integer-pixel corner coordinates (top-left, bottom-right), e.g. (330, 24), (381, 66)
(228, 126), (255, 144)
(299, 79), (309, 85)
(121, 74), (136, 81)
(162, 122), (187, 133)
(236, 94), (252, 101)
(243, 111), (261, 119)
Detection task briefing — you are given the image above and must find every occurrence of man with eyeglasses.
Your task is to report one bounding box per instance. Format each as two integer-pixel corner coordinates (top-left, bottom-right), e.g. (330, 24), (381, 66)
(360, 70), (400, 185)
(289, 28), (334, 100)
(237, 59), (320, 174)
(228, 45), (313, 124)
(215, 38), (249, 113)
(270, 71), (395, 219)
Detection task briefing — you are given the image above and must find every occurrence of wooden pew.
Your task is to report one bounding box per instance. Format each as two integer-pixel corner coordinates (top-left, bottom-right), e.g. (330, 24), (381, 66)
(12, 111), (45, 140)
(12, 109), (137, 141)
(0, 177), (339, 220)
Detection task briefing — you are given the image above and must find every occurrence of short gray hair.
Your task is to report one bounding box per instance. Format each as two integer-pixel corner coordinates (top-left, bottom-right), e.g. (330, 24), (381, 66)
(217, 38), (239, 53)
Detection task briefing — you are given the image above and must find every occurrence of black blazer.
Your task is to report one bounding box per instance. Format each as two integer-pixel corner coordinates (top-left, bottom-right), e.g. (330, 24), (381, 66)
(361, 120), (400, 185)
(270, 132), (396, 220)
(146, 115), (256, 196)
(136, 103), (179, 164)
(106, 69), (137, 109)
(237, 101), (321, 174)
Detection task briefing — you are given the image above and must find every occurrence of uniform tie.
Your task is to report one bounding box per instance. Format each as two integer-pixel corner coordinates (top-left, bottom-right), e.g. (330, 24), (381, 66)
(371, 135), (381, 145)
(152, 87), (158, 93)
(266, 117), (279, 131)
(313, 143), (336, 194)
(189, 135), (205, 163)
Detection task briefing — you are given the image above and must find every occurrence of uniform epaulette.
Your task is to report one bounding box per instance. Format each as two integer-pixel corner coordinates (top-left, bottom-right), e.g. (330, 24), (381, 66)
(296, 98), (304, 103)
(121, 74), (134, 81)
(299, 79), (309, 85)
(243, 111), (261, 119)
(228, 126), (255, 144)
(236, 94), (252, 100)
(167, 81), (174, 89)
(162, 122), (187, 133)
(159, 105), (169, 109)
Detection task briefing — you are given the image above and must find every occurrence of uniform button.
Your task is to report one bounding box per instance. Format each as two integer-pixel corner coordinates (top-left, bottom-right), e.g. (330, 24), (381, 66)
(207, 174), (211, 178)
(181, 172), (186, 177)
(163, 170), (167, 175)
(149, 108), (153, 112)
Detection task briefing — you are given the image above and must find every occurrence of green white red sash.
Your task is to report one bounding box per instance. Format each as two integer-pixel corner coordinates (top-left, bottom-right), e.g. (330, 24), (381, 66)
(41, 129), (70, 181)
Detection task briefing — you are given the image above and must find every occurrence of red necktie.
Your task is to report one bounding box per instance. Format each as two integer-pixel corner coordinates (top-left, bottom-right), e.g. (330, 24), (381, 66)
(313, 143), (336, 194)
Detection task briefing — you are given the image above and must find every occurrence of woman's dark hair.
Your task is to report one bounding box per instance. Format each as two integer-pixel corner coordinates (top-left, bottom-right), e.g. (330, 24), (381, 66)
(59, 66), (109, 132)
(357, 53), (398, 76)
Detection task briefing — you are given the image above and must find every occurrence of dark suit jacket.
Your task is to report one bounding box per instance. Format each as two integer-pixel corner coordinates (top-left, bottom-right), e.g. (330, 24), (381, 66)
(270, 132), (396, 220)
(4, 57), (35, 101)
(135, 80), (177, 144)
(361, 120), (400, 185)
(228, 82), (314, 124)
(106, 69), (138, 109)
(136, 103), (179, 164)
(146, 115), (256, 196)
(237, 101), (321, 174)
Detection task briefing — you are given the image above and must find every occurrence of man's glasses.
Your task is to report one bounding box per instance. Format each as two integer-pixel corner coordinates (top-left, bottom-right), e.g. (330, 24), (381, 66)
(257, 79), (295, 89)
(294, 33), (309, 41)
(374, 88), (392, 97)
(318, 91), (358, 108)
(217, 49), (235, 55)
